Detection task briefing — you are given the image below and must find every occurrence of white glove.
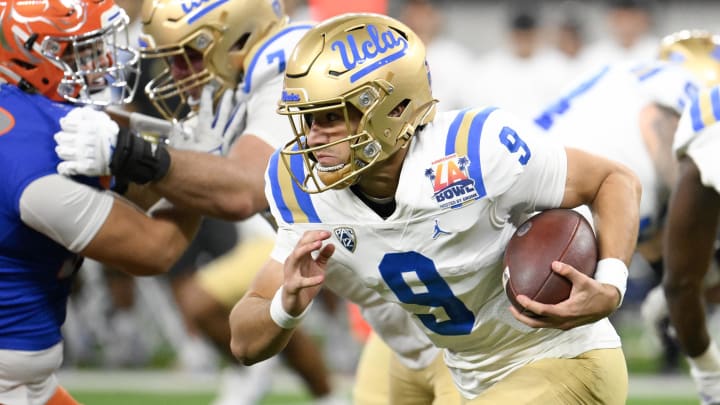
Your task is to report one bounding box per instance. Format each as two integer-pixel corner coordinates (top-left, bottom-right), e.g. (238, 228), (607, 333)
(55, 106), (119, 177)
(169, 84), (237, 155)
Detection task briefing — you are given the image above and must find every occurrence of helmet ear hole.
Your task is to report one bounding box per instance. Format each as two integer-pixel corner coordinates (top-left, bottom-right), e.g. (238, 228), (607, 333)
(389, 99), (410, 117)
(231, 33), (251, 53)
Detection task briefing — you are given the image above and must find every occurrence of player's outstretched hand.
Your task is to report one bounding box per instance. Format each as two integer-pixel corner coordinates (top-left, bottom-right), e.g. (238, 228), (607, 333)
(510, 261), (620, 330)
(281, 230), (335, 316)
(170, 84), (235, 155)
(55, 106), (118, 177)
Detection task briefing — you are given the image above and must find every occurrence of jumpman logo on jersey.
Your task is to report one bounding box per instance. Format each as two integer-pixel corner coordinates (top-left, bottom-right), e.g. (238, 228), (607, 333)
(432, 219), (451, 239)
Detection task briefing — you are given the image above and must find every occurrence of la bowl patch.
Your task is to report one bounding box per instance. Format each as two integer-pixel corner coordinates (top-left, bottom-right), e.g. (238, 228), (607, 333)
(425, 153), (480, 209)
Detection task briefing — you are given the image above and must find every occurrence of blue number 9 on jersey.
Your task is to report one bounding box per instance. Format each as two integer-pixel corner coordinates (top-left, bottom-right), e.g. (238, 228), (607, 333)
(379, 252), (475, 335)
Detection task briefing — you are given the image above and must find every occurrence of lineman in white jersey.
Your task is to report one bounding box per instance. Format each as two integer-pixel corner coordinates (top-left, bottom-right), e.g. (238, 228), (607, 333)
(229, 13), (641, 404)
(536, 60), (697, 240)
(664, 83), (720, 405)
(536, 30), (720, 376)
(536, 30), (720, 253)
(52, 1), (345, 403)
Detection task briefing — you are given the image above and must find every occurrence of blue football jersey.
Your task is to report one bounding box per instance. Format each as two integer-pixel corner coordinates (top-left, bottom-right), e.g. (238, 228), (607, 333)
(0, 84), (101, 351)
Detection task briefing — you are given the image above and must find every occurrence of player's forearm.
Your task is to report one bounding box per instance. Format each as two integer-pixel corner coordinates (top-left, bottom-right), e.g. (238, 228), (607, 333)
(153, 150), (267, 221)
(81, 199), (201, 276)
(229, 294), (296, 365)
(592, 169), (641, 265)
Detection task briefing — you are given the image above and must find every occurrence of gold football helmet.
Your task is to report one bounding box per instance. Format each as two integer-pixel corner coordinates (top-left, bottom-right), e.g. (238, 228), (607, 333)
(277, 13), (437, 193)
(658, 30), (720, 86)
(139, 0), (287, 120)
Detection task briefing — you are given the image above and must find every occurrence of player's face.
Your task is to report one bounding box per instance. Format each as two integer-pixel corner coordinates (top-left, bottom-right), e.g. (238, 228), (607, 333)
(305, 106), (361, 171)
(169, 46), (205, 100)
(62, 42), (111, 93)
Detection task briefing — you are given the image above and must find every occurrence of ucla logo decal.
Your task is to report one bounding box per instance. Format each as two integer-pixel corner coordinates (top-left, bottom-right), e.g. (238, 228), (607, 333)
(281, 90), (301, 102)
(334, 227), (357, 253)
(330, 24), (408, 83)
(425, 154), (480, 209)
(181, 0), (228, 23)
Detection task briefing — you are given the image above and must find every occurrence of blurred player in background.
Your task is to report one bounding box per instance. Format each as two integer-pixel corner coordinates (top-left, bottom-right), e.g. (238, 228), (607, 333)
(536, 31), (720, 278)
(0, 0), (202, 404)
(398, 0), (474, 112)
(470, 5), (567, 118)
(229, 12), (641, 405)
(663, 84), (720, 403)
(536, 30), (720, 373)
(585, 0), (660, 65)
(53, 0), (346, 404)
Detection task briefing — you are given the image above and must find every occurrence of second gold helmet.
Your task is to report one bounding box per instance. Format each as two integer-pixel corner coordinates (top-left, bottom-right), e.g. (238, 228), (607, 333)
(658, 30), (720, 87)
(139, 0), (287, 120)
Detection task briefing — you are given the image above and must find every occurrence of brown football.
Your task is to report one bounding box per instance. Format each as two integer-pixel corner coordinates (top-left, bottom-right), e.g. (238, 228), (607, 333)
(503, 208), (598, 316)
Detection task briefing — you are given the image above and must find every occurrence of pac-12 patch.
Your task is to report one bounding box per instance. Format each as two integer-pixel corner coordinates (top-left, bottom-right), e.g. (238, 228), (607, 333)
(334, 227), (357, 253)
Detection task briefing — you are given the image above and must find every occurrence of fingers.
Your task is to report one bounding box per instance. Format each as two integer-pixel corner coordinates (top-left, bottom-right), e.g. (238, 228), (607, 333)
(316, 243), (335, 264)
(510, 304), (550, 328)
(551, 260), (595, 287)
(57, 161), (79, 176)
(290, 230), (332, 259)
(284, 231), (334, 292)
(216, 89), (234, 130)
(198, 84), (214, 125)
(292, 274), (326, 290)
(514, 294), (556, 319)
(510, 299), (575, 330)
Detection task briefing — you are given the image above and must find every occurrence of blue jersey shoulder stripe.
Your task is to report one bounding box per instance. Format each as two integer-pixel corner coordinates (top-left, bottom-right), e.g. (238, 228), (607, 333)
(690, 86), (720, 132)
(242, 24), (314, 94)
(267, 148), (320, 224)
(445, 107), (496, 198)
(287, 150), (320, 223)
(632, 64), (664, 82)
(268, 149), (293, 223)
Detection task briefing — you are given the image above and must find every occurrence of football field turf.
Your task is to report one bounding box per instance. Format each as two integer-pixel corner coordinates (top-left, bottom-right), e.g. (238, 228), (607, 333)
(62, 370), (700, 405)
(69, 391), (698, 405)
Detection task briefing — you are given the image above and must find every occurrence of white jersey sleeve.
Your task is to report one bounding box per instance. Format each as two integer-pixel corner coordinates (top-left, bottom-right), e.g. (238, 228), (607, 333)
(481, 108), (567, 217)
(632, 61), (701, 114)
(244, 75), (290, 149)
(674, 85), (720, 192)
(19, 174), (114, 252)
(237, 23), (313, 149)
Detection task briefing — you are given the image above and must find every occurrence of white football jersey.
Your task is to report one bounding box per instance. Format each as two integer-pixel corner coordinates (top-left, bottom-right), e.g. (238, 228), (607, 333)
(238, 22), (446, 367)
(234, 22), (313, 149)
(674, 85), (720, 192)
(534, 61), (701, 240)
(265, 107), (621, 397)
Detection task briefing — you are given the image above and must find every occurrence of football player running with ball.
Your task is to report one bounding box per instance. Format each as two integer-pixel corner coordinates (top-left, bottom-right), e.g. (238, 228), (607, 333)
(0, 1), (201, 404)
(229, 12), (641, 405)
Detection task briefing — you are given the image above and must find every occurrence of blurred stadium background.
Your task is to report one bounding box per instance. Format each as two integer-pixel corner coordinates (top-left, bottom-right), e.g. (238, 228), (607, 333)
(59, 0), (720, 404)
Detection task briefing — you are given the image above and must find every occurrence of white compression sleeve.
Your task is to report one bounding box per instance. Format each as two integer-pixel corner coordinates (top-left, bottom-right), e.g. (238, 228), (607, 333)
(19, 174), (114, 252)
